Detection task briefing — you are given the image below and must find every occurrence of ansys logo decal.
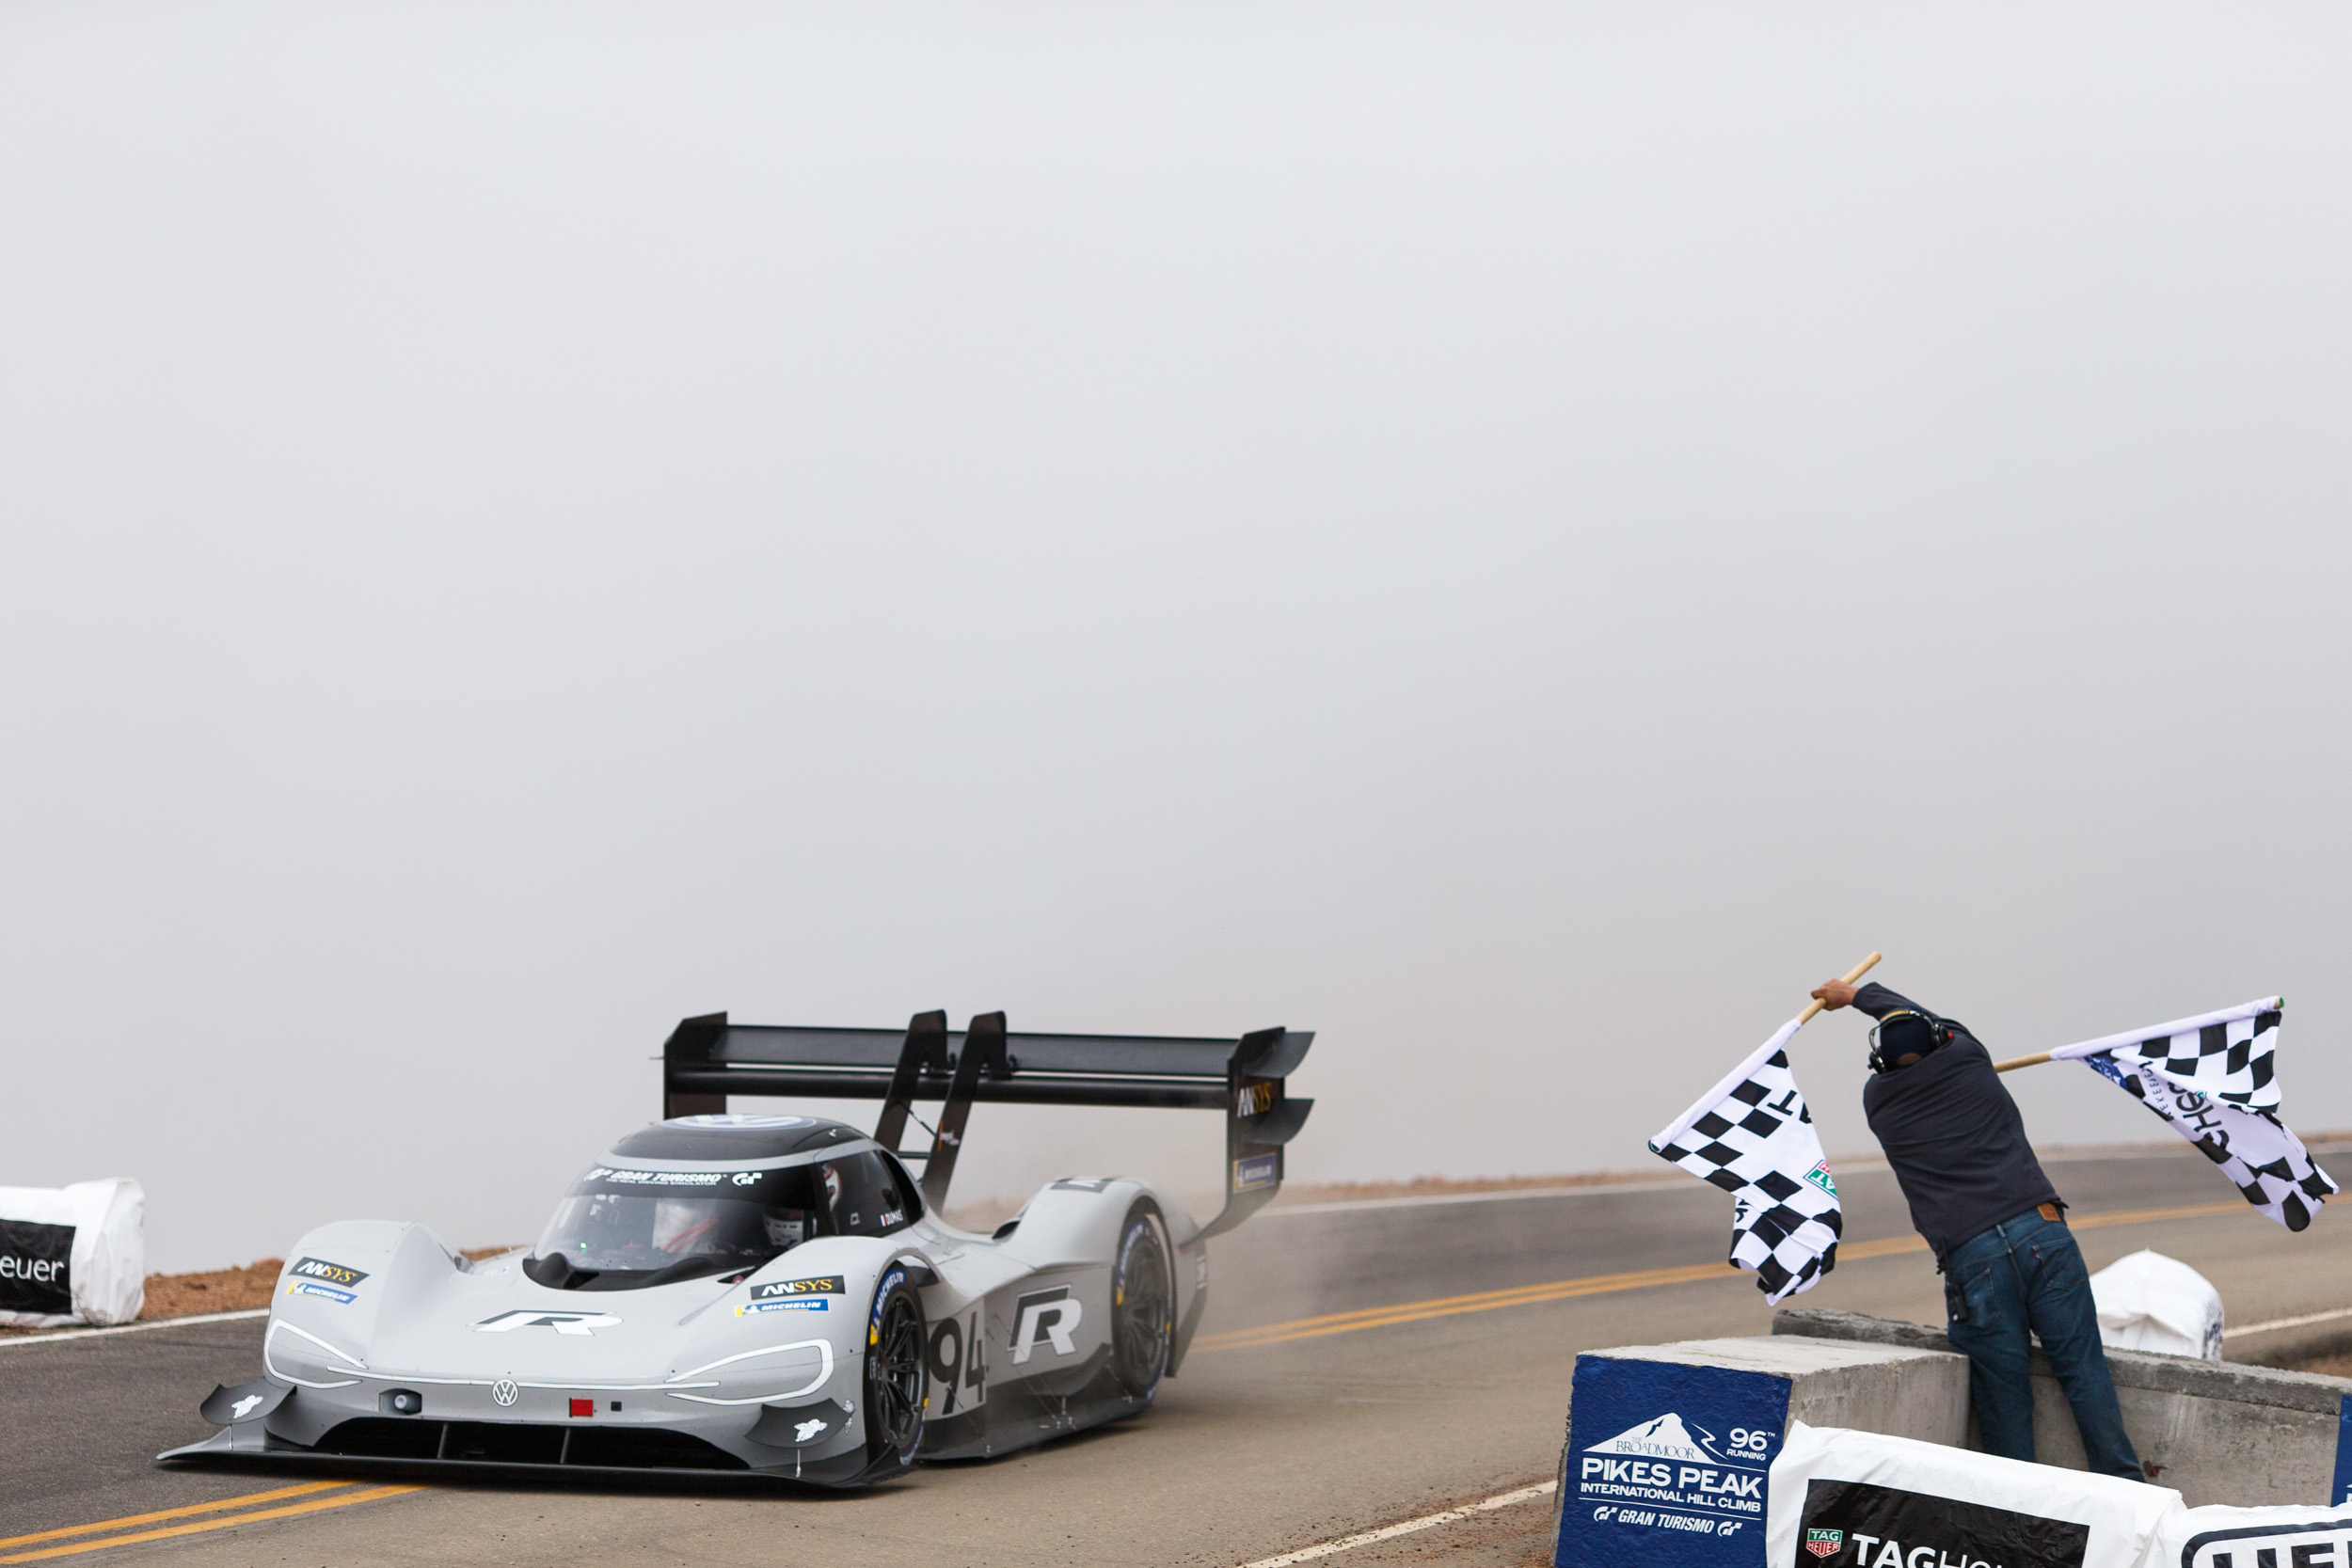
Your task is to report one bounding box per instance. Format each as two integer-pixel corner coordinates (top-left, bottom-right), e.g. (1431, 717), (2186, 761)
(472, 1309), (624, 1337)
(290, 1257), (369, 1289)
(284, 1257), (369, 1306)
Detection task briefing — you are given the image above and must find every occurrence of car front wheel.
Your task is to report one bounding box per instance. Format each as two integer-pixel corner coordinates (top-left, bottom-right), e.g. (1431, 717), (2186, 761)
(862, 1265), (928, 1474)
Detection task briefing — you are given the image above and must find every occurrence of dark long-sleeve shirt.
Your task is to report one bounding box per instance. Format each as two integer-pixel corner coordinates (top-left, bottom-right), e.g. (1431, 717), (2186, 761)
(1854, 982), (2060, 1262)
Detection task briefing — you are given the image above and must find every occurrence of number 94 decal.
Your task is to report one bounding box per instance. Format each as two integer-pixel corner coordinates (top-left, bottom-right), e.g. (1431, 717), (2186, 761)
(927, 1311), (988, 1415)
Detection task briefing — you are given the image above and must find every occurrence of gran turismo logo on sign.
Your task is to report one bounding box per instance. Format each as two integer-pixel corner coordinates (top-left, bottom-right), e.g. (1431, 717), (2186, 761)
(1796, 1479), (2090, 1568)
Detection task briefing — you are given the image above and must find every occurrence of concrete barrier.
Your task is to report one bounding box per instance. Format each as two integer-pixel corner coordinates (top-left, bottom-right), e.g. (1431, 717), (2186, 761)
(1774, 1305), (2352, 1508)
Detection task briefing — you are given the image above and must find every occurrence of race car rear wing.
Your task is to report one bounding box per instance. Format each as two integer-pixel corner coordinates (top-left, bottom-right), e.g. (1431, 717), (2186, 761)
(660, 1010), (1313, 1238)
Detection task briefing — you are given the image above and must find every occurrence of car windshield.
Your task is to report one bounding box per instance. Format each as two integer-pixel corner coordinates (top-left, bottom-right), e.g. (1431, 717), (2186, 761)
(530, 1152), (916, 1289)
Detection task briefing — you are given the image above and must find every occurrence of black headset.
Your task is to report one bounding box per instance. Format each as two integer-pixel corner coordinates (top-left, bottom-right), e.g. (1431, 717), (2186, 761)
(1868, 1008), (1957, 1074)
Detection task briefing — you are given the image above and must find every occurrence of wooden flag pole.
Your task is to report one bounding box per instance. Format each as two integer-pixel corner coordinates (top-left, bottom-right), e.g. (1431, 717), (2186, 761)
(1798, 951), (1883, 1024)
(1792, 951), (2050, 1069)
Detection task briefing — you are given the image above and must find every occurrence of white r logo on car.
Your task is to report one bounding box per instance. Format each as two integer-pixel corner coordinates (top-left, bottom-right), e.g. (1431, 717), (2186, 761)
(1011, 1298), (1082, 1364)
(473, 1310), (623, 1337)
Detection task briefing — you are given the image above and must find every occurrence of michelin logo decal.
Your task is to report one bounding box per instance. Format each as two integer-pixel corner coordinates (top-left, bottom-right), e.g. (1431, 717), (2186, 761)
(285, 1257), (370, 1305)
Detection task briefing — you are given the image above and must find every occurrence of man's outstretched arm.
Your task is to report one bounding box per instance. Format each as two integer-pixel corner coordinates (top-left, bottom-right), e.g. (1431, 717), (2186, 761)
(1812, 979), (1919, 1020)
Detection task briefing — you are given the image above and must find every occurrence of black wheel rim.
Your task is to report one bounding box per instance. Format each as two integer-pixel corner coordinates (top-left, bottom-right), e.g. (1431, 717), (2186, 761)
(872, 1293), (926, 1457)
(1114, 1222), (1171, 1385)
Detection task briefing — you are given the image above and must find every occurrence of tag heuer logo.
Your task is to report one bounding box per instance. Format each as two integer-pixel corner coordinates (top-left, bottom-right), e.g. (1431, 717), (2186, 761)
(1804, 1528), (1844, 1558)
(1804, 1162), (1838, 1197)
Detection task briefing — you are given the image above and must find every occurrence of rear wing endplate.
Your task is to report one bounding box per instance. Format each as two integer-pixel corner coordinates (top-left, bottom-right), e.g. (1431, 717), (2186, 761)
(661, 1010), (1312, 1238)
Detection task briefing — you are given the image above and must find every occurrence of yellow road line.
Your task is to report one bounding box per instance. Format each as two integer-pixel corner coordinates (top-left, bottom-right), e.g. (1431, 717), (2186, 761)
(2072, 1200), (2241, 1230)
(1197, 1197), (2248, 1353)
(1195, 1262), (1742, 1352)
(0, 1484), (353, 1549)
(0, 1486), (423, 1564)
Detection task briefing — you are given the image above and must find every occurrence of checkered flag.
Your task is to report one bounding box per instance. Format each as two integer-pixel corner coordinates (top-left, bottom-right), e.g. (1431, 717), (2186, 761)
(1650, 1019), (1842, 1302)
(2049, 996), (2283, 1109)
(2082, 1053), (2337, 1230)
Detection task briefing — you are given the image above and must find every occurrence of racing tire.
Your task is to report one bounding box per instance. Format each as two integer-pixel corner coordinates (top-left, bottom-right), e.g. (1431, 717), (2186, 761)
(1109, 1202), (1174, 1402)
(862, 1266), (928, 1474)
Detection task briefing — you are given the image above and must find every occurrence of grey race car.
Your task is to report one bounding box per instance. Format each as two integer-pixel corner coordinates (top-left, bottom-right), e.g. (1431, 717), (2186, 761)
(160, 1009), (1312, 1486)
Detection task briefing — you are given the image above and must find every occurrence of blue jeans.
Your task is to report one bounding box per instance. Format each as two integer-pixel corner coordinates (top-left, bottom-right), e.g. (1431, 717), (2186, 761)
(1944, 1209), (2141, 1479)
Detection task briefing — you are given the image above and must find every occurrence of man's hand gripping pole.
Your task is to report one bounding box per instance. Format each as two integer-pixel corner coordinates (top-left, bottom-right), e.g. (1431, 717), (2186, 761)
(1798, 952), (1883, 1024)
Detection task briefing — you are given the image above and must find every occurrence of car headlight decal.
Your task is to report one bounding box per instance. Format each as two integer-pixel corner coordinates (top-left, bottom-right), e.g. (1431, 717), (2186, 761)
(663, 1338), (834, 1406)
(262, 1319), (367, 1389)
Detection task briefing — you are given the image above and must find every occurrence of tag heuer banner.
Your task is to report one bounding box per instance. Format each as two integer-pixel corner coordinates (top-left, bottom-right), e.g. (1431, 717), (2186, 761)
(1650, 1020), (1841, 1303)
(2156, 1502), (2352, 1568)
(0, 1179), (147, 1329)
(1765, 1419), (2352, 1568)
(1764, 1423), (2180, 1568)
(2049, 998), (2336, 1231)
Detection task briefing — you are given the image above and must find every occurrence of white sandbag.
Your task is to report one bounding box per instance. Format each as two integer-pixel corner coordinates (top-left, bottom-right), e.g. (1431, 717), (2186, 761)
(1765, 1421), (2182, 1568)
(2148, 1502), (2352, 1568)
(2090, 1248), (2225, 1360)
(0, 1179), (146, 1328)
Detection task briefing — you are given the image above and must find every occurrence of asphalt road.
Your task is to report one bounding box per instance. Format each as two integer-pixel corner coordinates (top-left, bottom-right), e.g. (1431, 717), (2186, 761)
(8, 1142), (2352, 1567)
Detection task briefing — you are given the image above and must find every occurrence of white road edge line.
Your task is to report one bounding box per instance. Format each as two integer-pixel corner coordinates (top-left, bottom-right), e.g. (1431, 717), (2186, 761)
(0, 1308), (270, 1350)
(2227, 1307), (2352, 1338)
(1236, 1481), (1557, 1568)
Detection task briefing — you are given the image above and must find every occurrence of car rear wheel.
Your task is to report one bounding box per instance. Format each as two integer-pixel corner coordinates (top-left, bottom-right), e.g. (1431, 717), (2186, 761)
(863, 1267), (927, 1472)
(1110, 1203), (1173, 1402)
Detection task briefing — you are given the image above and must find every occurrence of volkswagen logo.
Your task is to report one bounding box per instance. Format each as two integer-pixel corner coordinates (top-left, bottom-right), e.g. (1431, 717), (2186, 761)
(490, 1379), (520, 1408)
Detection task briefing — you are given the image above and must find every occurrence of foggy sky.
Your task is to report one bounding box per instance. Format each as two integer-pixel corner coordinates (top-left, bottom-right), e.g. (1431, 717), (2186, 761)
(4, 3), (2349, 1272)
